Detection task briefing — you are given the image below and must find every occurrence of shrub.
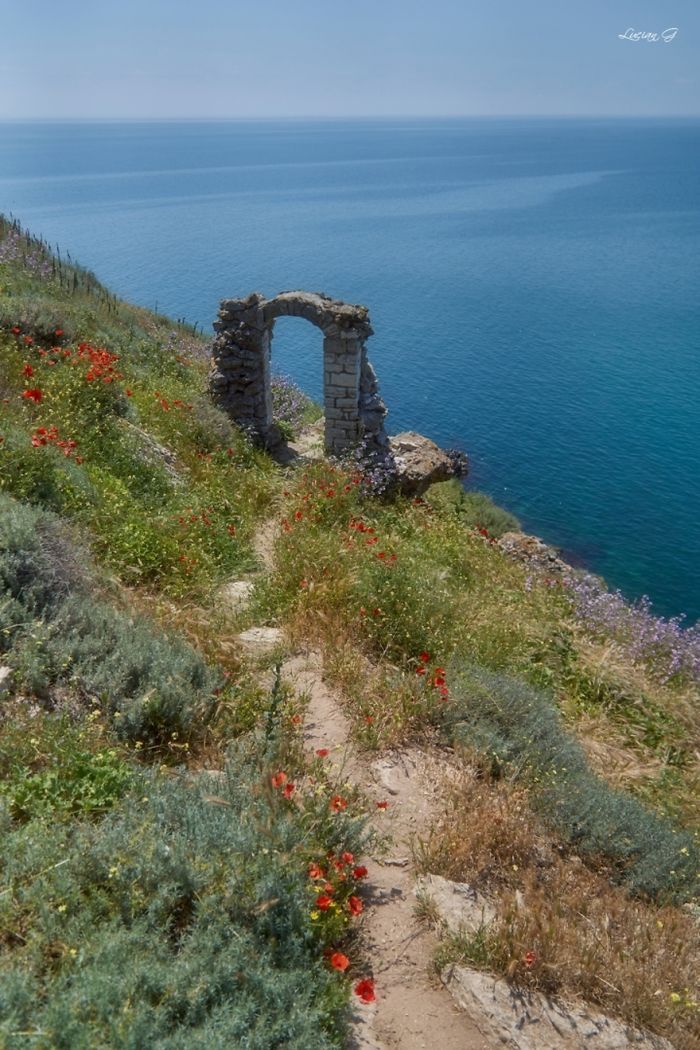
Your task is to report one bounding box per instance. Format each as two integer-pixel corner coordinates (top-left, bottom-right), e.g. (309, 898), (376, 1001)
(0, 494), (219, 747)
(566, 573), (700, 686)
(440, 665), (700, 902)
(0, 738), (367, 1049)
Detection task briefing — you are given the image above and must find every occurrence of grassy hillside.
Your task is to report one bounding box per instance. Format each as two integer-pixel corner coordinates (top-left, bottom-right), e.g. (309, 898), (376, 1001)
(1, 217), (698, 1047)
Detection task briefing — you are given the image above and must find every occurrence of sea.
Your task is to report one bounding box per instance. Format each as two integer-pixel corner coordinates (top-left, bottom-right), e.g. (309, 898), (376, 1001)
(0, 118), (698, 622)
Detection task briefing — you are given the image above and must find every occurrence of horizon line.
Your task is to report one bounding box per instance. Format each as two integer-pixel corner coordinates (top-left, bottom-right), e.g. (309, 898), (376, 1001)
(2, 113), (700, 122)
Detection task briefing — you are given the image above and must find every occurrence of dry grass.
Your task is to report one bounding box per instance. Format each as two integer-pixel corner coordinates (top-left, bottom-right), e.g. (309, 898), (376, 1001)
(419, 767), (700, 1048)
(565, 636), (700, 827)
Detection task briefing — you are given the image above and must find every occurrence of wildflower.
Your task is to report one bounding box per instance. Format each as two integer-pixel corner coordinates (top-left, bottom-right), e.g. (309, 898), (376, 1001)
(316, 748), (329, 758)
(330, 795), (347, 812)
(376, 800), (388, 810)
(22, 387), (43, 403)
(354, 978), (376, 1003)
(348, 895), (363, 917)
(316, 894), (333, 911)
(353, 865), (368, 879)
(271, 771), (288, 789)
(330, 951), (350, 972)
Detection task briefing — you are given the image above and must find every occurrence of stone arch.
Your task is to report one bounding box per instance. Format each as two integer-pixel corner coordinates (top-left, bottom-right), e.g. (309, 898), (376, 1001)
(209, 291), (388, 455)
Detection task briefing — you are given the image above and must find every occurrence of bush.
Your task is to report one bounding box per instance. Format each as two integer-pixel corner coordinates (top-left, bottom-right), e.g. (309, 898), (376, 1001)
(440, 665), (700, 903)
(0, 493), (219, 747)
(0, 739), (367, 1049)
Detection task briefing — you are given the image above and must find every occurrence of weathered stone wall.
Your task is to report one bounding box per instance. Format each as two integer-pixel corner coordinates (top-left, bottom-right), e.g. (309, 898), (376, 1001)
(209, 291), (388, 455)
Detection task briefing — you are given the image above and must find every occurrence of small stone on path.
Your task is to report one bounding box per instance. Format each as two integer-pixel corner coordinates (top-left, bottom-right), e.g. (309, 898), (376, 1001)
(220, 579), (255, 612)
(237, 626), (284, 653)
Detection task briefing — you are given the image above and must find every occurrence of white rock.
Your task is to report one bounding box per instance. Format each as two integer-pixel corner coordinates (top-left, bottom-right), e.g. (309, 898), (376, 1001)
(415, 873), (496, 934)
(237, 626), (284, 653)
(0, 666), (12, 695)
(443, 965), (673, 1050)
(220, 579), (255, 612)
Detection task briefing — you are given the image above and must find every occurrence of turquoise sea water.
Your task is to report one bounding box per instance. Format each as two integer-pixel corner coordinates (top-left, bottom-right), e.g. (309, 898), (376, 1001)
(1, 118), (699, 622)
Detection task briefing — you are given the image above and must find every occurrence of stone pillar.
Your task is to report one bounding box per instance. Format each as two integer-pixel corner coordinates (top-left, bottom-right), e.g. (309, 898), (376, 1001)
(358, 348), (389, 451)
(209, 294), (279, 448)
(323, 328), (363, 454)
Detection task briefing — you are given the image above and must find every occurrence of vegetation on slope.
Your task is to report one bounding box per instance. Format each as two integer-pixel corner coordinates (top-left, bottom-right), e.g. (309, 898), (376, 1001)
(1, 216), (699, 1046)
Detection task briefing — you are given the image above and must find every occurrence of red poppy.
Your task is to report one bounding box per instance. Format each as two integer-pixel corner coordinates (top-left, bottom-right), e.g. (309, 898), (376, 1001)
(354, 978), (376, 1003)
(330, 951), (349, 972)
(353, 865), (368, 880)
(22, 388), (43, 403)
(376, 800), (388, 810)
(315, 748), (329, 758)
(271, 771), (287, 789)
(316, 894), (332, 911)
(330, 795), (347, 812)
(348, 895), (363, 917)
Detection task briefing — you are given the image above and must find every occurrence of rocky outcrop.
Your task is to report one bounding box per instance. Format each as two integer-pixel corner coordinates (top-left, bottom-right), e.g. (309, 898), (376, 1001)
(389, 431), (469, 496)
(442, 967), (673, 1050)
(497, 531), (571, 578)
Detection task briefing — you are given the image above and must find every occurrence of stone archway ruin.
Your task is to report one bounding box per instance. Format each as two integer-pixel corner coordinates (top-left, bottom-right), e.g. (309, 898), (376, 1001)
(209, 291), (388, 455)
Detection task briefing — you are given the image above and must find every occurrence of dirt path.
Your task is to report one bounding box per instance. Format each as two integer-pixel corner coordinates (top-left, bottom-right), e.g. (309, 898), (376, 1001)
(282, 651), (492, 1050)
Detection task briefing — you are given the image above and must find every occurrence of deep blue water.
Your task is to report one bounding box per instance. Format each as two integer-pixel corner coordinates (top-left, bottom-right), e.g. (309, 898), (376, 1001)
(1, 119), (699, 622)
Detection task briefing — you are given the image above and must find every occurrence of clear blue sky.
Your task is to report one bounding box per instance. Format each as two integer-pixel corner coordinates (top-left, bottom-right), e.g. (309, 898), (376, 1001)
(2, 0), (698, 118)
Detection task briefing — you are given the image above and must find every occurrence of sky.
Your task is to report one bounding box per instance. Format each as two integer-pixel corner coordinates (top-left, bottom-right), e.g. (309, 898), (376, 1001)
(1, 0), (698, 119)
